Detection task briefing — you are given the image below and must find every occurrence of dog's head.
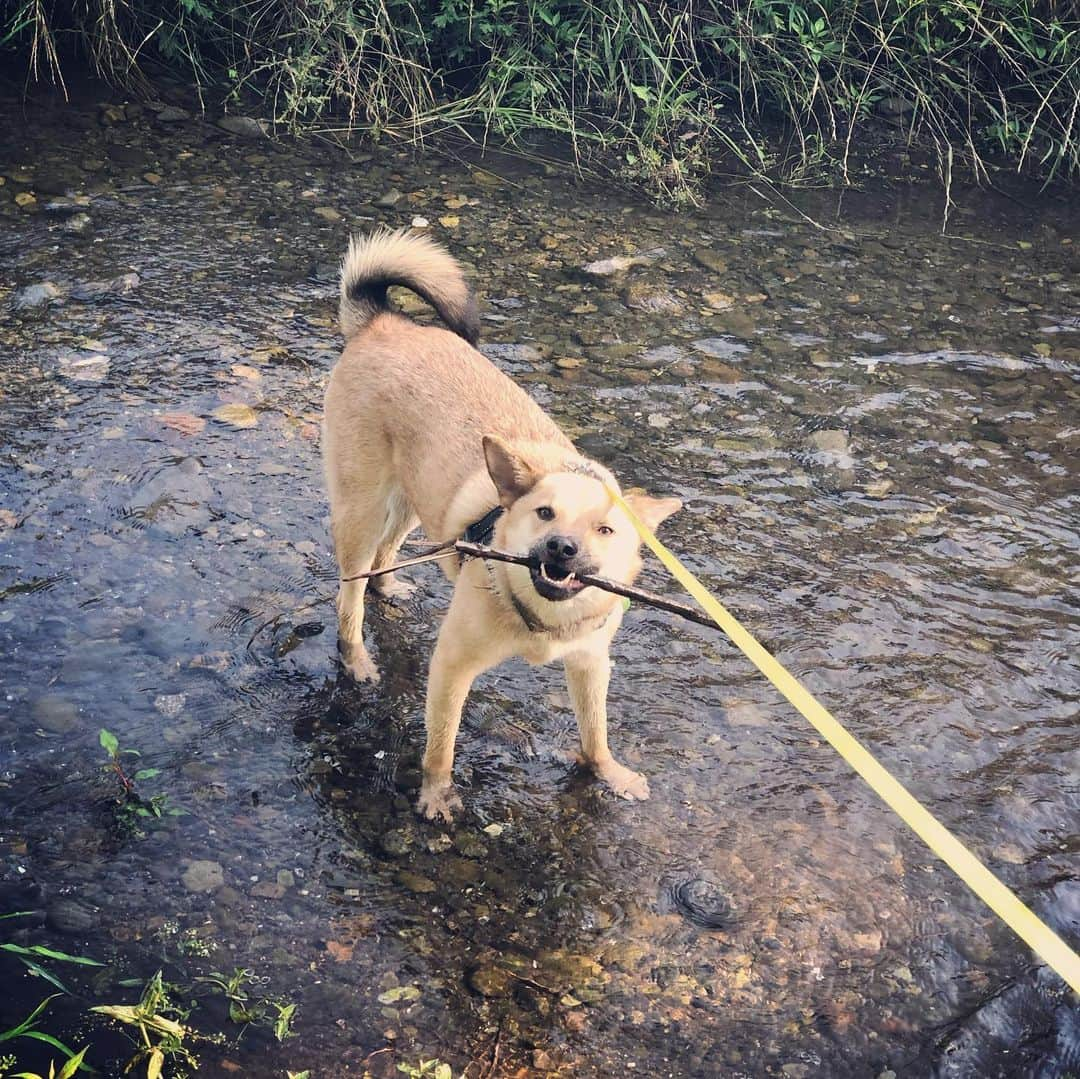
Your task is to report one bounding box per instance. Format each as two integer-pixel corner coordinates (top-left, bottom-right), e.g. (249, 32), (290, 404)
(483, 436), (681, 612)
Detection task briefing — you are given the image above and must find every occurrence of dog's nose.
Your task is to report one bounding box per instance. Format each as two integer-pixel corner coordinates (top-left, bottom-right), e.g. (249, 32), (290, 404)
(546, 535), (578, 560)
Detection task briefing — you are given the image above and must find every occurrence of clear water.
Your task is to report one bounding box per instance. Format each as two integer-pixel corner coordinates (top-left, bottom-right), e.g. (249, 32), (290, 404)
(1, 84), (1078, 1078)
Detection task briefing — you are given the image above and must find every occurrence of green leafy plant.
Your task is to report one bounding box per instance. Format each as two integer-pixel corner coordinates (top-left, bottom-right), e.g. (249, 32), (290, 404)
(4, 0), (1078, 199)
(397, 1060), (454, 1079)
(0, 997), (87, 1075)
(3, 1045), (89, 1079)
(98, 729), (183, 833)
(195, 968), (298, 1040)
(1, 914), (105, 995)
(90, 970), (196, 1079)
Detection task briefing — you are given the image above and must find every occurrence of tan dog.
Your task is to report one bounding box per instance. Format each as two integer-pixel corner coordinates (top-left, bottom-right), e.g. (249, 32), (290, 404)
(323, 229), (680, 821)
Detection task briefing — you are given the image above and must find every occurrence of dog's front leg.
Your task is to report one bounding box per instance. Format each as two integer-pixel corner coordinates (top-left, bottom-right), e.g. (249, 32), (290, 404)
(418, 593), (499, 822)
(564, 651), (650, 801)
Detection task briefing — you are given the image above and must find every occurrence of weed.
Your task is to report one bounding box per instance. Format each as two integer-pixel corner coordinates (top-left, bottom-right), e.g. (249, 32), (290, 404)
(91, 970), (197, 1079)
(0, 997), (87, 1076)
(98, 728), (183, 835)
(2, 1), (1077, 199)
(196, 967), (298, 1041)
(397, 1061), (455, 1079)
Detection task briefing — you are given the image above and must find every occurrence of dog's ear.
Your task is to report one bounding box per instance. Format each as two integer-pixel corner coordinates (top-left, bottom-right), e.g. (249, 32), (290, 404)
(483, 436), (541, 505)
(622, 492), (682, 530)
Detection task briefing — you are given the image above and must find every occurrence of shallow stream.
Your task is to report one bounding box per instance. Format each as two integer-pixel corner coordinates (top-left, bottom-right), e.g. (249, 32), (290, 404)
(1, 83), (1078, 1077)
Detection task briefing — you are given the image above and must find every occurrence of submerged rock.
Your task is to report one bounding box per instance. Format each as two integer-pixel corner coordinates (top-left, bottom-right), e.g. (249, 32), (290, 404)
(467, 964), (514, 998)
(46, 897), (100, 934)
(623, 281), (683, 314)
(70, 273), (140, 302)
(12, 282), (61, 312)
(808, 428), (850, 453)
(31, 694), (80, 734)
(217, 115), (266, 138)
(155, 106), (191, 123)
(182, 860), (224, 893)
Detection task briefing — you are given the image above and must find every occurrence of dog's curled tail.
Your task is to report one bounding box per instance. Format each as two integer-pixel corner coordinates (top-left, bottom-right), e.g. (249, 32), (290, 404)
(339, 228), (479, 345)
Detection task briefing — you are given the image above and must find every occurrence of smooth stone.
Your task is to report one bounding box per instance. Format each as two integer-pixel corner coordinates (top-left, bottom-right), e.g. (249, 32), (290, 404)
(395, 870), (436, 894)
(46, 897), (100, 934)
(623, 281), (683, 314)
(63, 213), (93, 234)
(156, 106), (191, 123)
(693, 248), (728, 274)
(467, 964), (514, 998)
(182, 860), (224, 893)
(70, 273), (140, 302)
(12, 282), (61, 311)
(216, 115), (266, 138)
(373, 188), (403, 208)
(31, 695), (80, 733)
(808, 429), (849, 453)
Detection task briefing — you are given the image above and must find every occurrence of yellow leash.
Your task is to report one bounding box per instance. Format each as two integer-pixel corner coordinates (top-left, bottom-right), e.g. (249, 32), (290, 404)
(607, 486), (1080, 995)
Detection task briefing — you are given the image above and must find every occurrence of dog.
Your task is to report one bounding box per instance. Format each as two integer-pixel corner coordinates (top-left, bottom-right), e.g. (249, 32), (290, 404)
(323, 228), (681, 821)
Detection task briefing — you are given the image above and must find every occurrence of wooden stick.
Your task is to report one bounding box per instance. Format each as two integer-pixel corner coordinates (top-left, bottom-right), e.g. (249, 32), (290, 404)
(341, 540), (724, 632)
(455, 541), (722, 630)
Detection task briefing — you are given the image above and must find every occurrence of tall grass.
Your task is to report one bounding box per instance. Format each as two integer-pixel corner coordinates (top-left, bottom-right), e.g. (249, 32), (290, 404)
(5, 0), (1079, 201)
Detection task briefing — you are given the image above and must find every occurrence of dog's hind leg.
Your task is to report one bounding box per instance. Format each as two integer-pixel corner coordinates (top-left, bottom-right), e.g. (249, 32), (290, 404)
(370, 484), (420, 599)
(330, 489), (389, 683)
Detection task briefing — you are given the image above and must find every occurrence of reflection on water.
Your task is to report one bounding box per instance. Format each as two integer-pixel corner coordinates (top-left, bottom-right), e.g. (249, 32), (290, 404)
(1, 80), (1078, 1077)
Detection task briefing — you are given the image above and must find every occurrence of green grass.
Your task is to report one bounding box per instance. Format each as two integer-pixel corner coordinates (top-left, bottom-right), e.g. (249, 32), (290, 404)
(5, 0), (1079, 201)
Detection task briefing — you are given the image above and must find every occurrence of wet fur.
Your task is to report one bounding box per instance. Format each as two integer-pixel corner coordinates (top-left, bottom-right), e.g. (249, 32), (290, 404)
(324, 229), (680, 821)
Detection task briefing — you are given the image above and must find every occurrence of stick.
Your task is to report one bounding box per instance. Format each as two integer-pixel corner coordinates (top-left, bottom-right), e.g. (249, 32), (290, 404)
(341, 540), (724, 632)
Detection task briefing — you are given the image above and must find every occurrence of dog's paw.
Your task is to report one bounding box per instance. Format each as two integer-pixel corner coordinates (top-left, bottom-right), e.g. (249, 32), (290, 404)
(339, 642), (381, 684)
(372, 573), (416, 600)
(594, 759), (650, 802)
(417, 781), (463, 823)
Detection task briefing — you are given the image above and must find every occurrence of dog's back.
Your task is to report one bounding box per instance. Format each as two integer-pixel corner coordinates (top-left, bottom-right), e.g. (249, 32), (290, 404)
(325, 231), (570, 544)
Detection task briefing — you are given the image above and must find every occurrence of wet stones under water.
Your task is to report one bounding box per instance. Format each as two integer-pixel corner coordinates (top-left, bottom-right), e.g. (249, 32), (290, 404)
(662, 877), (736, 931)
(1, 75), (1078, 1078)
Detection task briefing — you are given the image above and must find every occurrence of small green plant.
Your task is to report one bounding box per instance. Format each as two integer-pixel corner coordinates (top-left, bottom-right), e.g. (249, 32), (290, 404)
(397, 1061), (454, 1079)
(3, 1045), (89, 1079)
(99, 729), (183, 834)
(196, 968), (298, 1041)
(90, 970), (196, 1079)
(0, 996), (87, 1076)
(1, 913), (105, 995)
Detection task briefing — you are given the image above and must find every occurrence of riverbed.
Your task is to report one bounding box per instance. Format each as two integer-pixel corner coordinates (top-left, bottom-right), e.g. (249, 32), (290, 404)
(1, 81), (1078, 1077)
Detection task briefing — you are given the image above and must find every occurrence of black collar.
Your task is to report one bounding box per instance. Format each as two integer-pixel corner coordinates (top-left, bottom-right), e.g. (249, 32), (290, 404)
(462, 505), (503, 546)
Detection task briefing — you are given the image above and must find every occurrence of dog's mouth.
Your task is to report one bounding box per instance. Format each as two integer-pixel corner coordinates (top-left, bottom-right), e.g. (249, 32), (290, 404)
(530, 560), (588, 601)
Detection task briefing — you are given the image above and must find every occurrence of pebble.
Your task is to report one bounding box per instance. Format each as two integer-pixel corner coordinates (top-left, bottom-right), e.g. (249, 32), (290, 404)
(12, 282), (61, 312)
(63, 213), (93, 234)
(373, 188), (403, 208)
(58, 351), (110, 382)
(395, 870), (437, 894)
(623, 281), (683, 314)
(70, 273), (140, 302)
(182, 860), (225, 893)
(808, 429), (850, 453)
(216, 115), (266, 138)
(155, 106), (191, 123)
(693, 248), (728, 274)
(581, 254), (652, 276)
(46, 897), (100, 934)
(31, 695), (80, 733)
(467, 964), (514, 998)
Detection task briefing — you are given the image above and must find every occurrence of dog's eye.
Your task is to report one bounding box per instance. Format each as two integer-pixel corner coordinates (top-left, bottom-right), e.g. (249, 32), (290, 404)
(597, 524), (614, 536)
(536, 506), (555, 521)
